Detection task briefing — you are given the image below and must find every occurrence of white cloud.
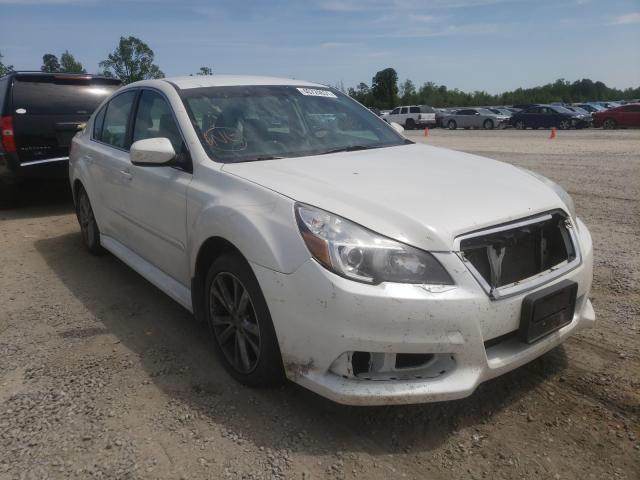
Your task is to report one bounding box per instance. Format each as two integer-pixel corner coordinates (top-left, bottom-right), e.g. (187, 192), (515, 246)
(610, 12), (640, 25)
(408, 14), (436, 23)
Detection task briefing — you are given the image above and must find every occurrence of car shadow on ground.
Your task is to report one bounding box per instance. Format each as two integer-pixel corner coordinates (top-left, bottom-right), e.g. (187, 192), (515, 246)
(0, 180), (74, 220)
(35, 231), (569, 457)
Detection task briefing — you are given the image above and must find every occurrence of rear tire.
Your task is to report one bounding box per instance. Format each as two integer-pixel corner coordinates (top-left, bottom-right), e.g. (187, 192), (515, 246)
(75, 185), (106, 255)
(0, 180), (18, 210)
(405, 118), (416, 130)
(447, 120), (457, 130)
(602, 118), (616, 129)
(204, 253), (285, 387)
(483, 119), (494, 130)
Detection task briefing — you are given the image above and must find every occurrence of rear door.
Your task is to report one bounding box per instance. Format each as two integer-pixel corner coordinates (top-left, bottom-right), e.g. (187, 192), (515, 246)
(11, 74), (121, 165)
(88, 89), (138, 240)
(620, 105), (640, 126)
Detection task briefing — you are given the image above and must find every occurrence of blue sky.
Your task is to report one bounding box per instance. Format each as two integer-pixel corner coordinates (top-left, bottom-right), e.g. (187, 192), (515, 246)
(1, 0), (639, 93)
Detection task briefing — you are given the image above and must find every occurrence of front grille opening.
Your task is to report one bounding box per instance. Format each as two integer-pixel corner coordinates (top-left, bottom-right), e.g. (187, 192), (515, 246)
(460, 212), (575, 290)
(395, 353), (434, 369)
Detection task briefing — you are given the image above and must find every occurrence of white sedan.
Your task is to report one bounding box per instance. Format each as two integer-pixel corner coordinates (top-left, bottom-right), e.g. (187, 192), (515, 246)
(69, 76), (595, 405)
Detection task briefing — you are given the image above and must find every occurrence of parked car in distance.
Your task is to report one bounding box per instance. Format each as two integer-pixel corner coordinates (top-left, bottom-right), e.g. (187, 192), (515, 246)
(510, 105), (590, 130)
(69, 75), (595, 405)
(593, 101), (621, 110)
(563, 106), (593, 126)
(442, 108), (509, 130)
(592, 103), (640, 129)
(574, 103), (604, 114)
(382, 105), (437, 129)
(0, 71), (122, 207)
(487, 107), (513, 117)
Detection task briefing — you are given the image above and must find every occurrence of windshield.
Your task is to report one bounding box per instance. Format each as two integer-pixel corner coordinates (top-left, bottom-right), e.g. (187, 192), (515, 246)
(179, 85), (407, 162)
(552, 105), (575, 114)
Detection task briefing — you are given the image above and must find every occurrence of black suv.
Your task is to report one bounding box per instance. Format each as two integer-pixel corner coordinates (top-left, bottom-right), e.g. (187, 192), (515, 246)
(0, 72), (122, 207)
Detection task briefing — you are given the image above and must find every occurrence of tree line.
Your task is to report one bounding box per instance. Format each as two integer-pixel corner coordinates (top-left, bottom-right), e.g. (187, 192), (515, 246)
(2, 44), (638, 106)
(0, 36), (212, 83)
(348, 67), (640, 109)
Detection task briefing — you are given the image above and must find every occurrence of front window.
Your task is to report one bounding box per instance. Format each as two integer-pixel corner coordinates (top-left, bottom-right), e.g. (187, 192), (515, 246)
(180, 85), (406, 163)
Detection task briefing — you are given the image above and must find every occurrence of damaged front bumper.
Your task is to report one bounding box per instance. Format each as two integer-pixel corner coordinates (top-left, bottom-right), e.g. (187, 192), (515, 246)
(252, 218), (594, 406)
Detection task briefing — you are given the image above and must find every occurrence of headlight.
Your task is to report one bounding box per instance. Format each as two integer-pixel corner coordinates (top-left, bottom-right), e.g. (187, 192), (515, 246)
(294, 203), (453, 285)
(521, 169), (576, 221)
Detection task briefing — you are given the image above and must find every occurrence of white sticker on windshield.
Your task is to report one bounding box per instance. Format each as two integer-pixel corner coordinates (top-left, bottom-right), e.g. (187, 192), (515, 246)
(296, 88), (337, 98)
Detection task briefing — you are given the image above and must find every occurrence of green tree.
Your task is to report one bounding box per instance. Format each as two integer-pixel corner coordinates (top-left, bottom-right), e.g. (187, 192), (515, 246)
(399, 79), (416, 104)
(0, 51), (14, 76)
(60, 50), (86, 73)
(196, 66), (213, 76)
(347, 82), (371, 105)
(371, 68), (398, 109)
(41, 53), (61, 73)
(99, 36), (164, 84)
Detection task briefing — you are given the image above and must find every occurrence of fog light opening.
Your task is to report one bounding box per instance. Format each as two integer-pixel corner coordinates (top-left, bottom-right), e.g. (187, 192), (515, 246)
(351, 351), (371, 376)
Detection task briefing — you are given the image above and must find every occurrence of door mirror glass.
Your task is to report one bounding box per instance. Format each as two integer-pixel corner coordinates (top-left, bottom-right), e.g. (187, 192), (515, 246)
(390, 122), (404, 134)
(130, 137), (176, 166)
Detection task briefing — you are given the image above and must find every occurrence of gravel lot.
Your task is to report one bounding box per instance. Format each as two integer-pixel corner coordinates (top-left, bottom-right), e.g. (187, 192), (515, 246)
(1, 128), (638, 480)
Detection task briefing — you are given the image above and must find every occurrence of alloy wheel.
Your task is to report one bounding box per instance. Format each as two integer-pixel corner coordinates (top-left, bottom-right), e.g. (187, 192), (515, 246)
(209, 272), (261, 374)
(515, 120), (525, 130)
(559, 120), (571, 130)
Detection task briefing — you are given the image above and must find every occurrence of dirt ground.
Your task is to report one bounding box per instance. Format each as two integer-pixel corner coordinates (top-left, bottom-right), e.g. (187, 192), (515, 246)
(1, 128), (638, 480)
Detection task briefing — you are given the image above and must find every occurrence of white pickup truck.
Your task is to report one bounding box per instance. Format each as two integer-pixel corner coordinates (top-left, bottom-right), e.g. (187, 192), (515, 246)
(382, 105), (437, 129)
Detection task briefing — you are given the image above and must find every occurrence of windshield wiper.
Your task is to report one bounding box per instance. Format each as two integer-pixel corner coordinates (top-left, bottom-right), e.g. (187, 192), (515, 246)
(319, 145), (376, 155)
(232, 155), (285, 162)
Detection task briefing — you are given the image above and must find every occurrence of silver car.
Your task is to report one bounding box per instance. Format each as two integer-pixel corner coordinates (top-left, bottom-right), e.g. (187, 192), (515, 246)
(443, 108), (510, 130)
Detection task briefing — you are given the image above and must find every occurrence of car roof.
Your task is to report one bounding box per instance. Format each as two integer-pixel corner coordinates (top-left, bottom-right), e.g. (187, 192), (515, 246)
(145, 75), (327, 90)
(2, 71), (121, 83)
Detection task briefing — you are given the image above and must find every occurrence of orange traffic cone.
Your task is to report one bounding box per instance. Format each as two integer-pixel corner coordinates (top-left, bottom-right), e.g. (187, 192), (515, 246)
(424, 127), (429, 137)
(549, 127), (557, 139)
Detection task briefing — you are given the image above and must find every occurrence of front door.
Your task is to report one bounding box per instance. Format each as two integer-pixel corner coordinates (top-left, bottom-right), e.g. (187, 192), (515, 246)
(122, 89), (192, 286)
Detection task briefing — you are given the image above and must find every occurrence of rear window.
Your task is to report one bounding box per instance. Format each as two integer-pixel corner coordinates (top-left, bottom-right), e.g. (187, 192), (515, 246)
(419, 105), (436, 113)
(409, 106), (420, 113)
(12, 77), (121, 116)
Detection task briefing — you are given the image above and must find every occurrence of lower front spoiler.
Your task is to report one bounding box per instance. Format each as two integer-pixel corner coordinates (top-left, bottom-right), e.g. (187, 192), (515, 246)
(295, 298), (595, 406)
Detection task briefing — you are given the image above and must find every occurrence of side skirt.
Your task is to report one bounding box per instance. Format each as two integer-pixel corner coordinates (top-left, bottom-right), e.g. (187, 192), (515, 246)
(100, 234), (193, 313)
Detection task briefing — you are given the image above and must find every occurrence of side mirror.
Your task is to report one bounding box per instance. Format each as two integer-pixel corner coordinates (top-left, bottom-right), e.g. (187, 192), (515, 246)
(390, 122), (404, 134)
(130, 138), (176, 166)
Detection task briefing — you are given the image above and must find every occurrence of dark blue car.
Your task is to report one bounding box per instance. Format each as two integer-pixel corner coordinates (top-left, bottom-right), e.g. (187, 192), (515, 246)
(510, 104), (590, 130)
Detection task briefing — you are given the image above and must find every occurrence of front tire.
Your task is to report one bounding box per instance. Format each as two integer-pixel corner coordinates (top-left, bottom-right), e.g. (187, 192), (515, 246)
(483, 119), (494, 130)
(75, 185), (106, 255)
(602, 118), (616, 129)
(447, 120), (457, 130)
(205, 253), (284, 387)
(514, 120), (526, 130)
(559, 119), (571, 130)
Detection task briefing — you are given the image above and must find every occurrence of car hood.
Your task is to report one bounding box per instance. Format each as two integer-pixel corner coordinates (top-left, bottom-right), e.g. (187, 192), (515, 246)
(222, 143), (567, 252)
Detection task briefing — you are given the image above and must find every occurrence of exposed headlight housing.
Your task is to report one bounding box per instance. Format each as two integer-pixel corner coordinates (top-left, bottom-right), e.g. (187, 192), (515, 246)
(294, 203), (453, 285)
(522, 169), (576, 221)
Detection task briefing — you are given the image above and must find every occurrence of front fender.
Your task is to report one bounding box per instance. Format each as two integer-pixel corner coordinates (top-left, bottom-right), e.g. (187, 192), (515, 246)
(188, 181), (309, 277)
